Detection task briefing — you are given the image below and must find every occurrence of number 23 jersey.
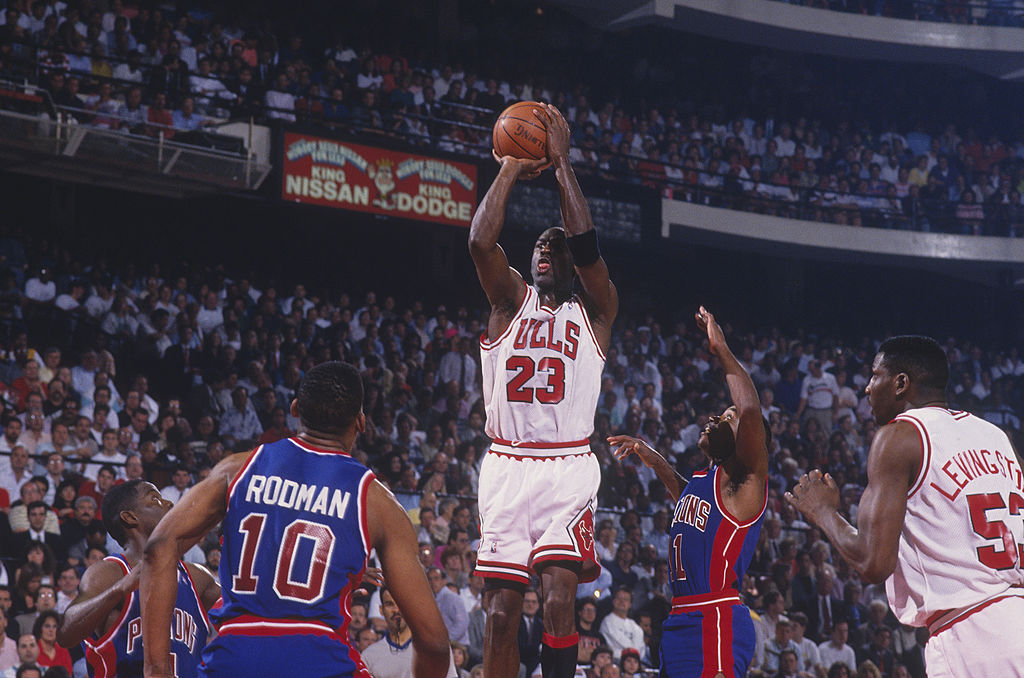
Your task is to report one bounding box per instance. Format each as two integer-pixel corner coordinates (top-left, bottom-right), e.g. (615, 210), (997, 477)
(480, 284), (605, 447)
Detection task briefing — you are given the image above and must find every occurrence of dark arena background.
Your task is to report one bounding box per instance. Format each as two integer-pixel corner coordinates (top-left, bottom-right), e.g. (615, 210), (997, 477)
(1, 1), (1024, 677)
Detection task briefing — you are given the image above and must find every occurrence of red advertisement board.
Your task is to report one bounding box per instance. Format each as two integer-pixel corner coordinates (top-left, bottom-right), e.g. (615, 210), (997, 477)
(281, 132), (478, 227)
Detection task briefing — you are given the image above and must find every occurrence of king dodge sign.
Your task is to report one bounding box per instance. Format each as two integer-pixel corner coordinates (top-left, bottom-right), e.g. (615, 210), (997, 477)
(281, 133), (478, 227)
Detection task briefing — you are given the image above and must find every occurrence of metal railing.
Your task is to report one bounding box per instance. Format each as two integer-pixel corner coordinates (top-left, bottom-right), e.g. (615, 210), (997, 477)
(769, 0), (1024, 25)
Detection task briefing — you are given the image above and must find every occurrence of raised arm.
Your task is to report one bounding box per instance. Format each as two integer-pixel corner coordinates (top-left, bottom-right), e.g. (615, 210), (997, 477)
(539, 104), (618, 349)
(469, 154), (546, 338)
(58, 559), (137, 647)
(142, 451), (248, 678)
(367, 480), (451, 678)
(608, 435), (686, 503)
(696, 307), (766, 477)
(785, 422), (918, 583)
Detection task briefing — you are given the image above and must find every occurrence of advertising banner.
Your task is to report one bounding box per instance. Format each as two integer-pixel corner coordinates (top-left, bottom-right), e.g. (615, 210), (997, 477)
(282, 132), (478, 227)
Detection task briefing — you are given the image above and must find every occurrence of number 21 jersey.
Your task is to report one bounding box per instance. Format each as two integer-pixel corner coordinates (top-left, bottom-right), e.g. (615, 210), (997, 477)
(480, 284), (605, 448)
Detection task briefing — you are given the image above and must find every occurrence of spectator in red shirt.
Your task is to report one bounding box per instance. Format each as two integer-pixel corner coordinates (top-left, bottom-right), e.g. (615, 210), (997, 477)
(146, 92), (174, 139)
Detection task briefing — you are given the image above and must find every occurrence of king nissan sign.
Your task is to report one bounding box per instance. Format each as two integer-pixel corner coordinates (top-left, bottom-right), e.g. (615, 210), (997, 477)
(282, 133), (479, 227)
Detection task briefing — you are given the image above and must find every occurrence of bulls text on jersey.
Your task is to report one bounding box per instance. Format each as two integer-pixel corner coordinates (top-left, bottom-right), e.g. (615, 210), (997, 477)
(511, 317), (580, 360)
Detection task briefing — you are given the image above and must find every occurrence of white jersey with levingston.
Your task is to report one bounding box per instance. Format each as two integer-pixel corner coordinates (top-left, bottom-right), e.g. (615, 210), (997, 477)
(885, 406), (1024, 628)
(479, 283), (605, 455)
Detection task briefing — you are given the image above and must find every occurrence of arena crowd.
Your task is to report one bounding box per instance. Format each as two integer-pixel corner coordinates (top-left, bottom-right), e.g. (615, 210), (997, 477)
(2, 1), (1024, 234)
(0, 225), (1020, 678)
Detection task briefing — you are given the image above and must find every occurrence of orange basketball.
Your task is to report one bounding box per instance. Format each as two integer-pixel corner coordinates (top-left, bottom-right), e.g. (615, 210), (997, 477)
(493, 101), (548, 161)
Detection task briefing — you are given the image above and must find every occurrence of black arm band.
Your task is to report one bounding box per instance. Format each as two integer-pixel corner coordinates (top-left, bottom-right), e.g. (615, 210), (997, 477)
(567, 229), (601, 267)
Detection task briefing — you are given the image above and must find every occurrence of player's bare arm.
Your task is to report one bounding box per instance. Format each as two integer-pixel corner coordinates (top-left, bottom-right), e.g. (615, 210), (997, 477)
(469, 153), (547, 338)
(608, 435), (686, 502)
(57, 558), (139, 647)
(537, 103), (618, 350)
(786, 421), (919, 583)
(142, 451), (250, 678)
(368, 479), (451, 678)
(697, 307), (768, 481)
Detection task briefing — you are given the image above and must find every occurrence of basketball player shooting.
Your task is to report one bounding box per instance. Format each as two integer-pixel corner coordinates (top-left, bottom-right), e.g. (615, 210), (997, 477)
(469, 102), (618, 678)
(786, 336), (1024, 677)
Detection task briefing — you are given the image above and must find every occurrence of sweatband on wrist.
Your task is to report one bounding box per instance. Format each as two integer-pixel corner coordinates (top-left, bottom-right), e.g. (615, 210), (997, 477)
(567, 229), (600, 267)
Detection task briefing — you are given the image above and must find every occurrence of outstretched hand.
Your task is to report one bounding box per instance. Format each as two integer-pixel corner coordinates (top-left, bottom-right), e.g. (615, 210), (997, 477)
(608, 435), (664, 469)
(492, 150), (549, 180)
(784, 469), (841, 527)
(695, 305), (728, 357)
(533, 103), (570, 161)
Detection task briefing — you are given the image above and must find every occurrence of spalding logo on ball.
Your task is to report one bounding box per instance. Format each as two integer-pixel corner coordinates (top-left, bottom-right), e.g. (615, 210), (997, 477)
(492, 101), (548, 161)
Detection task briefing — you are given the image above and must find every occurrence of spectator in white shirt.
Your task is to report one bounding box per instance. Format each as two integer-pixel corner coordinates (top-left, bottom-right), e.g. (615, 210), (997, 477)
(160, 465), (192, 503)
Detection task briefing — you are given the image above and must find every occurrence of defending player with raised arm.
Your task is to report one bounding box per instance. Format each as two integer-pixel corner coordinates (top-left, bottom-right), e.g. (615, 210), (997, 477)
(58, 480), (220, 678)
(609, 307), (770, 678)
(786, 335), (1024, 677)
(469, 103), (618, 678)
(141, 361), (450, 678)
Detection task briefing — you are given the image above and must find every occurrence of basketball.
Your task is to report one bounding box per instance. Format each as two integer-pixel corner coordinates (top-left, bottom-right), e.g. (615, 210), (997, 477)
(493, 101), (548, 161)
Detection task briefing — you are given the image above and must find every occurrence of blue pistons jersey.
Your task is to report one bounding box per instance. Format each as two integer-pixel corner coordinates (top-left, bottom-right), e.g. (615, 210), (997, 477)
(660, 464), (766, 678)
(203, 437), (373, 678)
(85, 554), (209, 678)
(669, 464), (765, 597)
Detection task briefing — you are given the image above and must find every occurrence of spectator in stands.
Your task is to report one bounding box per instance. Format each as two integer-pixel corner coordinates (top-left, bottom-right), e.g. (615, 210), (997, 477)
(264, 72), (296, 122)
(112, 49), (144, 84)
(599, 587), (645, 660)
(218, 386), (262, 443)
(116, 86), (146, 134)
(145, 92), (173, 138)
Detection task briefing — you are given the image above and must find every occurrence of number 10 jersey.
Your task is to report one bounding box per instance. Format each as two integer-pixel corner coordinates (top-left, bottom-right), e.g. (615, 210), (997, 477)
(480, 284), (605, 451)
(205, 437), (374, 677)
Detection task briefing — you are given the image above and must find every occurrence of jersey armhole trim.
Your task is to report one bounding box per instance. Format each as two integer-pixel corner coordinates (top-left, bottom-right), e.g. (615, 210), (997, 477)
(357, 470), (375, 561)
(712, 466), (768, 528)
(181, 561), (213, 633)
(227, 444), (264, 505)
(480, 281), (531, 350)
(573, 294), (607, 362)
(88, 558), (135, 647)
(894, 415), (930, 499)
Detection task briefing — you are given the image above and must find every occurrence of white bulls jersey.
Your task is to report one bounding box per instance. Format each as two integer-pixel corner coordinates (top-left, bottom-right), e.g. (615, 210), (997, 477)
(480, 284), (605, 455)
(886, 406), (1024, 627)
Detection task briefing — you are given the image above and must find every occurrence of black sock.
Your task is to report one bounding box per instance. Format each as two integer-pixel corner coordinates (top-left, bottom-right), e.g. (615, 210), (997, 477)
(541, 633), (579, 678)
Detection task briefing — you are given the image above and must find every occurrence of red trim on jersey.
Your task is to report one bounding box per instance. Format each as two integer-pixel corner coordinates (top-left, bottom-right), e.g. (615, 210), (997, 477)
(894, 415), (931, 498)
(487, 450), (593, 461)
(357, 470), (374, 559)
(670, 591), (742, 612)
(718, 604), (736, 677)
(699, 605), (730, 677)
(476, 569), (531, 584)
(928, 593), (1021, 636)
(85, 638), (118, 678)
(712, 467), (767, 529)
(475, 559), (531, 583)
(89, 556), (133, 646)
(492, 438), (591, 449)
(480, 281), (532, 350)
(573, 295), (607, 362)
(289, 437), (353, 456)
(542, 632), (579, 649)
(227, 445), (264, 503)
(181, 563), (213, 634)
(217, 615), (347, 640)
